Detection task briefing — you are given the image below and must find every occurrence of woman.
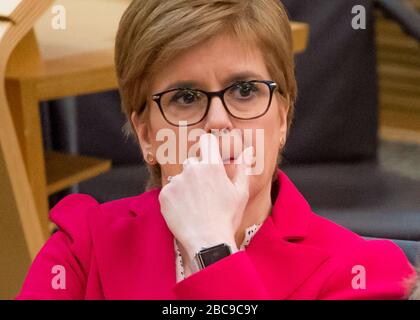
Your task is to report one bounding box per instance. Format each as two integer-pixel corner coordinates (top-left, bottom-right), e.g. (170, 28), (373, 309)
(18, 0), (417, 299)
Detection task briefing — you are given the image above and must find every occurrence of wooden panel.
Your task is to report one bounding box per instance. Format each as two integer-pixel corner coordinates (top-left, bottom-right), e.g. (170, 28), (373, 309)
(46, 151), (111, 195)
(380, 79), (420, 96)
(34, 0), (129, 60)
(1, 21), (42, 300)
(411, 0), (420, 9)
(380, 93), (420, 113)
(0, 21), (32, 299)
(6, 30), (42, 77)
(376, 34), (419, 50)
(380, 109), (420, 133)
(377, 51), (420, 69)
(0, 1), (54, 261)
(380, 109), (420, 144)
(1, 2), (54, 300)
(380, 127), (420, 145)
(291, 22), (309, 54)
(5, 78), (50, 239)
(0, 0), (22, 21)
(376, 1), (420, 135)
(32, 0), (307, 61)
(0, 148), (31, 300)
(0, 21), (9, 39)
(7, 48), (117, 101)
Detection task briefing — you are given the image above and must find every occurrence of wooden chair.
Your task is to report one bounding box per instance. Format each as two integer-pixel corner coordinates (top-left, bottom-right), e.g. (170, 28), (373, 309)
(0, 0), (54, 299)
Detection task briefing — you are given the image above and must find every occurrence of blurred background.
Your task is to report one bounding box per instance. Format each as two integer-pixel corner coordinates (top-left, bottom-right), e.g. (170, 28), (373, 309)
(1, 0), (419, 299)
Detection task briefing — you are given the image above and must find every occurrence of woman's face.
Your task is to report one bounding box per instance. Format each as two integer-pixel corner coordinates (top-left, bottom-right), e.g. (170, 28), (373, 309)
(132, 32), (289, 199)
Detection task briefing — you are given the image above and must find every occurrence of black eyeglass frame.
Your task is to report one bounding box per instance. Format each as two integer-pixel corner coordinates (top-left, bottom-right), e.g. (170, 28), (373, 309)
(139, 80), (279, 127)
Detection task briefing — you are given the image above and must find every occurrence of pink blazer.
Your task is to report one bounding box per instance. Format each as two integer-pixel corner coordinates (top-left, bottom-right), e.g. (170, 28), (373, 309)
(17, 170), (417, 299)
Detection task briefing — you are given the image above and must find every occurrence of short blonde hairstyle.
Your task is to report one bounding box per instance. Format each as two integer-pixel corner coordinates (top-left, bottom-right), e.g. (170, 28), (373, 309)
(115, 0), (297, 189)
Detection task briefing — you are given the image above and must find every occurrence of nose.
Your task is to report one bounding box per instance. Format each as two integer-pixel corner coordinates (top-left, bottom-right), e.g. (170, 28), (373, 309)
(203, 95), (233, 133)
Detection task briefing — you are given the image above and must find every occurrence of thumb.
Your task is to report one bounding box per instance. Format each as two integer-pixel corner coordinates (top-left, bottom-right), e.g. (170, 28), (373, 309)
(233, 146), (254, 191)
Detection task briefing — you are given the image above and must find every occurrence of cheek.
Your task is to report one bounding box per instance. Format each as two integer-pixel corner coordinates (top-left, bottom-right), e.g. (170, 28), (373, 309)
(150, 121), (203, 178)
(247, 101), (283, 196)
(148, 108), (171, 150)
(261, 99), (283, 161)
(146, 109), (182, 178)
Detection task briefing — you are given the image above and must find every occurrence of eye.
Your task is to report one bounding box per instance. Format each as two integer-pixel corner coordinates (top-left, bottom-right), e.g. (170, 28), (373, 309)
(230, 82), (258, 99)
(171, 90), (202, 105)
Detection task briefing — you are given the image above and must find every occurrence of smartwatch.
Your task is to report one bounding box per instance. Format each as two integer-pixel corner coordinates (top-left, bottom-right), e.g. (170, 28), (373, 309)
(194, 243), (232, 270)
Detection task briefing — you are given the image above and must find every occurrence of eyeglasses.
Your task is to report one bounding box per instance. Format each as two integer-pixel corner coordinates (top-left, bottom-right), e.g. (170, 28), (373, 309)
(141, 80), (279, 127)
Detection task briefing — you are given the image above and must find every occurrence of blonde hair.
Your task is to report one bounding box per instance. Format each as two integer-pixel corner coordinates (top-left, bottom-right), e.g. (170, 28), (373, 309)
(115, 0), (297, 189)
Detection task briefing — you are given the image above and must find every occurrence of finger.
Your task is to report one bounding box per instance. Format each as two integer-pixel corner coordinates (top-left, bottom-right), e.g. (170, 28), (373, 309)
(164, 173), (180, 185)
(199, 133), (222, 165)
(182, 156), (200, 170)
(233, 146), (254, 190)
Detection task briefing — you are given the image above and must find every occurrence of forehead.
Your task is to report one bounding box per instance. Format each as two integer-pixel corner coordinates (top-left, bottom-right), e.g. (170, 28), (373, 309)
(149, 33), (270, 92)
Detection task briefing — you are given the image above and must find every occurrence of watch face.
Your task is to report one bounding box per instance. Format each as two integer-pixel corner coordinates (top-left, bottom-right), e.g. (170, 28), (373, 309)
(198, 243), (232, 268)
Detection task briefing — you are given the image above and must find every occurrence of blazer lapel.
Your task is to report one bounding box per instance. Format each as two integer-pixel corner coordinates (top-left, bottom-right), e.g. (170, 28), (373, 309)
(245, 170), (331, 299)
(246, 218), (330, 299)
(96, 189), (177, 299)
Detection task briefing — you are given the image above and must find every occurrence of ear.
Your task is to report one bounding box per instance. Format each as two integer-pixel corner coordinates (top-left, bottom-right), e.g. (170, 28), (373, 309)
(130, 111), (154, 161)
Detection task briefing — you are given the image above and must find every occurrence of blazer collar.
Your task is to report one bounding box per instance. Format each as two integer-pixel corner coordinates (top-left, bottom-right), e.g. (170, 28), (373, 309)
(271, 169), (311, 240)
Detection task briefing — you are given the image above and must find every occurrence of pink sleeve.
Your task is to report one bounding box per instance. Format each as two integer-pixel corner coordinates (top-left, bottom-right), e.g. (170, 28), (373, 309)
(317, 239), (417, 300)
(16, 194), (99, 300)
(174, 251), (270, 300)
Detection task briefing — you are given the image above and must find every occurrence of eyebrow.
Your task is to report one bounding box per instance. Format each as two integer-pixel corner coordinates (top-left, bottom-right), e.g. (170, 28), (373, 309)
(162, 71), (265, 91)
